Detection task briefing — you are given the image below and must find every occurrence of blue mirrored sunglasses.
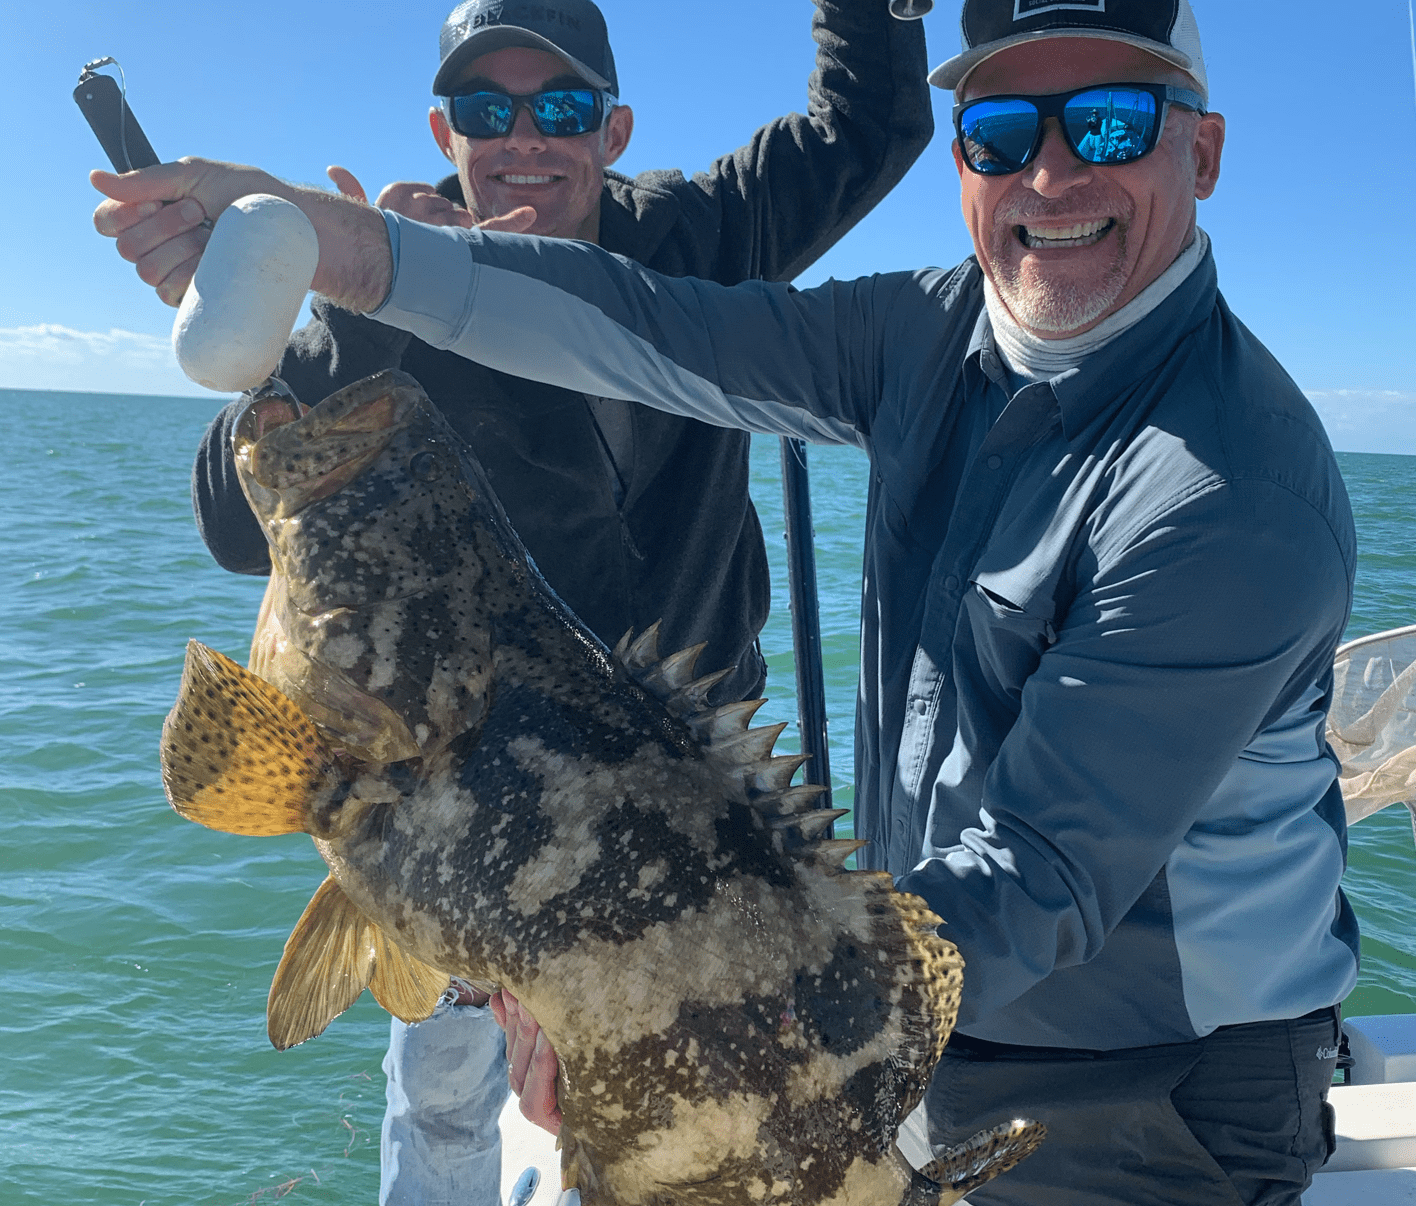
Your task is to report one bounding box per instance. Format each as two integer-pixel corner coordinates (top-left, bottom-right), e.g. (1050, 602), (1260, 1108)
(444, 88), (614, 140)
(954, 83), (1206, 176)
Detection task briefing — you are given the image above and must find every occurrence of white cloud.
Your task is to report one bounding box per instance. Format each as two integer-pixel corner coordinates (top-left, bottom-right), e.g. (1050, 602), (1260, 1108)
(0, 323), (214, 397)
(1306, 390), (1416, 456)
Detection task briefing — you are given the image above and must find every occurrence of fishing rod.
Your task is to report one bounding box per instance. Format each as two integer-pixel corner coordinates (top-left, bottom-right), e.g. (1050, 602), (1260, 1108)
(776, 0), (934, 824)
(779, 437), (833, 810)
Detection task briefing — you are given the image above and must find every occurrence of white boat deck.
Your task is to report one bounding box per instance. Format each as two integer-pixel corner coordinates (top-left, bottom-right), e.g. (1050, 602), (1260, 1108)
(498, 1014), (1416, 1205)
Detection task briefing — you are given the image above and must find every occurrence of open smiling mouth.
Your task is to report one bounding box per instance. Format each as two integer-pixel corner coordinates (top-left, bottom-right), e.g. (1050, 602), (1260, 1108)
(1018, 219), (1116, 250)
(492, 173), (564, 186)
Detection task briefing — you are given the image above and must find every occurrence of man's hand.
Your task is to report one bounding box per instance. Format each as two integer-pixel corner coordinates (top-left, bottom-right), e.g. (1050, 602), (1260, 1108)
(326, 165), (539, 235)
(92, 160), (283, 306)
(328, 166), (476, 229)
(92, 158), (394, 314)
(491, 988), (562, 1135)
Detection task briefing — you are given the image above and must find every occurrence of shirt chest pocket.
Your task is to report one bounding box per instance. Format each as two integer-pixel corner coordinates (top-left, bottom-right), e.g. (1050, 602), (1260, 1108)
(964, 568), (1059, 695)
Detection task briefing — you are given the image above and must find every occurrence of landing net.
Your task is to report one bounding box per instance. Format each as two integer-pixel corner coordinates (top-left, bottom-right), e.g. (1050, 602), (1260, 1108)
(1328, 625), (1416, 844)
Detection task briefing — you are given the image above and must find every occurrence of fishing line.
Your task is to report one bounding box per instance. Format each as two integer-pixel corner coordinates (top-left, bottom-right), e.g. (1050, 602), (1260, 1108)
(1408, 0), (1416, 110)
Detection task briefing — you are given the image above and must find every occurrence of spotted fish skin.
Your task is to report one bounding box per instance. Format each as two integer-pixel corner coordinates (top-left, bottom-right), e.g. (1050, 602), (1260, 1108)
(159, 371), (1018, 1204)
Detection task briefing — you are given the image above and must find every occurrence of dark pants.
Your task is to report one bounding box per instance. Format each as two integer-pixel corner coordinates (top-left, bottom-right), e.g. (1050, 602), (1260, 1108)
(925, 1008), (1341, 1206)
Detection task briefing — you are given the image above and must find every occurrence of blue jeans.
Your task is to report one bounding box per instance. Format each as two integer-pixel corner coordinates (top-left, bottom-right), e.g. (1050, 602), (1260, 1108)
(380, 998), (511, 1206)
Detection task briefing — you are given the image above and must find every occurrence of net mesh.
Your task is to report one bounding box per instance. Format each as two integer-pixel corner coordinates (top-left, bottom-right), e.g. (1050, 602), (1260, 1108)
(1328, 625), (1416, 844)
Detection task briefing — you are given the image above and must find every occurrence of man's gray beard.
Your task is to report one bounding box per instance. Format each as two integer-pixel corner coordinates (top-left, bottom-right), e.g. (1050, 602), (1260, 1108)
(990, 250), (1130, 335)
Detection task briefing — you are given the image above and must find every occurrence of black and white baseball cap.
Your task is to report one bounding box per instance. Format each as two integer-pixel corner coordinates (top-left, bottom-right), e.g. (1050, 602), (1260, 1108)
(931, 0), (1208, 101)
(434, 0), (619, 97)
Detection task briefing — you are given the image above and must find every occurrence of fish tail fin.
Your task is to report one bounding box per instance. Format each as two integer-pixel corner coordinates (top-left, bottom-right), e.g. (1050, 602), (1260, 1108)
(267, 875), (446, 1050)
(918, 1119), (1047, 1203)
(160, 640), (339, 836)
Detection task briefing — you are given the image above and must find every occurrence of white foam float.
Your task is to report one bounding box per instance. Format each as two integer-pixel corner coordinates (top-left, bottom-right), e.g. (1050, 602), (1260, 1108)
(172, 193), (318, 392)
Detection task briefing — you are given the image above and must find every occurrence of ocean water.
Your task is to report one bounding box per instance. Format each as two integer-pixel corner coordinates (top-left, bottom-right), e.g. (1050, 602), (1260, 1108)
(0, 388), (1412, 1204)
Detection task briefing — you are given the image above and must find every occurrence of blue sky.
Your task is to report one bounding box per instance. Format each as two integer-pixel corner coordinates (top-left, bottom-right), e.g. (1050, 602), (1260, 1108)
(4, 0), (1415, 451)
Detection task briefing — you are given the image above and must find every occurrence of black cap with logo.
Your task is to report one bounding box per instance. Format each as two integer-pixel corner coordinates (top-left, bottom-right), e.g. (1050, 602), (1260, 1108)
(434, 0), (619, 97)
(930, 0), (1208, 100)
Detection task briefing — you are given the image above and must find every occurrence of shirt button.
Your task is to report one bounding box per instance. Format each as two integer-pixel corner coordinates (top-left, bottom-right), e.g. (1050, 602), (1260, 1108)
(987, 455), (1003, 470)
(913, 698), (928, 716)
(944, 574), (959, 592)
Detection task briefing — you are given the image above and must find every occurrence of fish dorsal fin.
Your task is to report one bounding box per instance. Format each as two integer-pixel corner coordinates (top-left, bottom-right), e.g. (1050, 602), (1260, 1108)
(160, 640), (338, 836)
(614, 625), (838, 846)
(921, 1119), (1048, 1203)
(267, 875), (445, 1050)
(616, 628), (970, 1158)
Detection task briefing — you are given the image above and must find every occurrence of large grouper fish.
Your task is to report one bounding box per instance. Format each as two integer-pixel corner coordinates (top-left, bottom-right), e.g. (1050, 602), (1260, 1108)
(158, 370), (1042, 1205)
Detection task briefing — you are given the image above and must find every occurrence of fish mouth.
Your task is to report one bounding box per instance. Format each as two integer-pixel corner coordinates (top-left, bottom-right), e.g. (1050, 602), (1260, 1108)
(234, 372), (424, 518)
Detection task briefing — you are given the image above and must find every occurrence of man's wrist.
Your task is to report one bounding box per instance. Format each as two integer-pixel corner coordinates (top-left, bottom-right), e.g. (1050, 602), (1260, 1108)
(294, 187), (394, 314)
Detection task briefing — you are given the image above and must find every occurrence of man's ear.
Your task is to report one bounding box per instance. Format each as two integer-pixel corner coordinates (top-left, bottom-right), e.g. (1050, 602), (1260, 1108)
(601, 104), (634, 168)
(429, 107), (457, 163)
(1193, 111), (1225, 201)
(951, 138), (966, 180)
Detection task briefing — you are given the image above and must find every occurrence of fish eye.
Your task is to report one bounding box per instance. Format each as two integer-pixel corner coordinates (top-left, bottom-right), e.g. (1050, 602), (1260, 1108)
(409, 451), (442, 481)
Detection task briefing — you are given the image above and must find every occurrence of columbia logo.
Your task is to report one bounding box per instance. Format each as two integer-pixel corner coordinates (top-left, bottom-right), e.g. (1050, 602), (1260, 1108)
(1317, 1045), (1340, 1061)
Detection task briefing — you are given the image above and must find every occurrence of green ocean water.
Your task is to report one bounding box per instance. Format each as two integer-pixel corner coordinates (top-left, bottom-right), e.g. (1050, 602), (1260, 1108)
(0, 388), (1411, 1204)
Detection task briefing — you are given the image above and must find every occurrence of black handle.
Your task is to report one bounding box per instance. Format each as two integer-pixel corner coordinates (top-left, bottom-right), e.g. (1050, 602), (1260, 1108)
(74, 71), (159, 172)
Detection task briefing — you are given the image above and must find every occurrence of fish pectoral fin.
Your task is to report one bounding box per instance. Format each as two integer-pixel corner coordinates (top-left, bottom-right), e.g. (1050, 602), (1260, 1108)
(368, 928), (448, 1024)
(921, 1118), (1046, 1202)
(267, 875), (377, 1050)
(161, 640), (339, 836)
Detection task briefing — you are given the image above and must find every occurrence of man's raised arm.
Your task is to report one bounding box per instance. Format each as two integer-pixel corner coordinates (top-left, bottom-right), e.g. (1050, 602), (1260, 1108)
(683, 0), (933, 284)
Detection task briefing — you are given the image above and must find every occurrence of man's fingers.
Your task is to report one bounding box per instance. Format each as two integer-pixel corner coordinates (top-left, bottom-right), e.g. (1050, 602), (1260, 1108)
(519, 1030), (563, 1135)
(136, 225), (210, 299)
(91, 158), (283, 235)
(154, 251), (204, 308)
(374, 182), (475, 228)
(477, 206), (538, 234)
(92, 197), (161, 239)
(90, 165), (189, 205)
(326, 166), (368, 203)
(507, 1003), (541, 1095)
(111, 198), (208, 265)
(492, 988), (561, 1132)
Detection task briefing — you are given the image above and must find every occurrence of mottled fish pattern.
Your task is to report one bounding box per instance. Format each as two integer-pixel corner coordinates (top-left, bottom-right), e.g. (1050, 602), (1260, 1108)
(160, 371), (1041, 1204)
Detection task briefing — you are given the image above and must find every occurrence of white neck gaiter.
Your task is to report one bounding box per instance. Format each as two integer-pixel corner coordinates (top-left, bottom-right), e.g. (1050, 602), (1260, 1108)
(984, 228), (1210, 387)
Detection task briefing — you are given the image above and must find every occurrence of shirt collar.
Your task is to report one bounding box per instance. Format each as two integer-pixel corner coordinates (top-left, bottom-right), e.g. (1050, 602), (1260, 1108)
(966, 245), (1221, 440)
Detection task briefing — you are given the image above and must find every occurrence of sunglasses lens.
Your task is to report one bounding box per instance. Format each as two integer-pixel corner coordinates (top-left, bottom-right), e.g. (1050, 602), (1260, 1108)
(958, 99), (1042, 175)
(531, 89), (601, 137)
(1064, 88), (1158, 164)
(450, 92), (515, 138)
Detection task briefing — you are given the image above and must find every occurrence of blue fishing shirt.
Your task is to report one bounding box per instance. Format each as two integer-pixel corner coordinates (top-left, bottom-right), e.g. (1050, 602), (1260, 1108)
(370, 214), (1361, 1049)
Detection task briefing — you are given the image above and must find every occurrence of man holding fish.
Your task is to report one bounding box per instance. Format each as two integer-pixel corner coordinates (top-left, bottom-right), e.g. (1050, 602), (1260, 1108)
(93, 0), (1358, 1202)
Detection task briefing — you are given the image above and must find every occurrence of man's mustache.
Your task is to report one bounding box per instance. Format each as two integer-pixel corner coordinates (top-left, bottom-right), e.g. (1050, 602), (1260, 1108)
(992, 189), (1131, 227)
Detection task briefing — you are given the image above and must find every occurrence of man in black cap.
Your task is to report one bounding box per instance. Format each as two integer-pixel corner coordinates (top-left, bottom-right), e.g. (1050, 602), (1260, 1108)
(161, 1), (933, 1202)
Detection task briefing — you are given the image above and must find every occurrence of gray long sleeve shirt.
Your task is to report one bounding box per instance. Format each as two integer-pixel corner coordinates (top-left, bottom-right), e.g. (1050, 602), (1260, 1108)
(366, 216), (1361, 1050)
